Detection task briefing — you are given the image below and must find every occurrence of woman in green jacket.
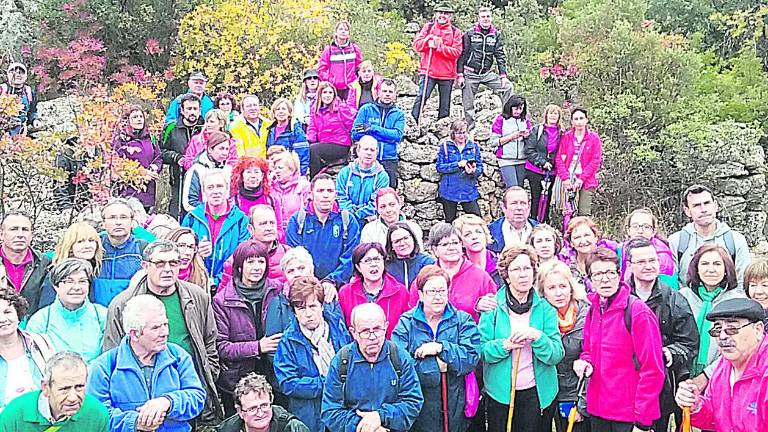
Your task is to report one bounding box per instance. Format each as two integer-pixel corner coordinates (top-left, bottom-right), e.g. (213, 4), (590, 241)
(479, 245), (564, 432)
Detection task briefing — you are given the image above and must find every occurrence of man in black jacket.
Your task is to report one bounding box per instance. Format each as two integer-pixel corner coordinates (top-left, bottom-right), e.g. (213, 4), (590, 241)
(457, 7), (513, 130)
(0, 213), (50, 316)
(161, 93), (204, 219)
(625, 237), (699, 432)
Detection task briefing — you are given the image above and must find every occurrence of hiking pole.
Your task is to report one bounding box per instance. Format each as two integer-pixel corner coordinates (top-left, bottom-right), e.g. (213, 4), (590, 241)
(566, 376), (587, 432)
(505, 348), (522, 432)
(441, 371), (449, 432)
(417, 47), (433, 128)
(681, 407), (691, 432)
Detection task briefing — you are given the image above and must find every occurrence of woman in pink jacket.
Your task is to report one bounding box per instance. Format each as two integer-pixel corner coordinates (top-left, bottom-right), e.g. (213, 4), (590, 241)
(306, 81), (357, 177)
(338, 243), (410, 338)
(316, 21), (362, 100)
(555, 107), (603, 216)
(269, 150), (310, 234)
(573, 247), (665, 431)
(409, 222), (497, 323)
(181, 109), (238, 170)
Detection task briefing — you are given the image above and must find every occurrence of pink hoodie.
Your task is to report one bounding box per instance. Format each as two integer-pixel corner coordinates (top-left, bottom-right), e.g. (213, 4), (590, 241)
(408, 258), (497, 323)
(691, 336), (768, 432)
(580, 284), (666, 427)
(218, 241), (289, 293)
(338, 273), (410, 338)
(272, 174), (311, 233)
(306, 101), (356, 147)
(555, 127), (603, 190)
(181, 130), (239, 170)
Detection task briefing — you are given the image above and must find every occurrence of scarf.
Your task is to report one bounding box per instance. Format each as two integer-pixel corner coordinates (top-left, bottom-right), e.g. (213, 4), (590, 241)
(300, 319), (335, 377)
(239, 183), (265, 202)
(558, 302), (578, 334)
(693, 284), (723, 375)
(178, 263), (192, 282)
(505, 286), (533, 315)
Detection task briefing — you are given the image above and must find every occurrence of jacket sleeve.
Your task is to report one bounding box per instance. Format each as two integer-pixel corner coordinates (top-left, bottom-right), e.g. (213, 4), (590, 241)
(317, 46), (331, 82)
(472, 143), (484, 179)
(351, 107), (369, 142)
(377, 350), (424, 431)
(524, 128), (547, 167)
(181, 135), (200, 170)
(531, 303), (565, 366)
(579, 305), (592, 364)
(456, 31), (471, 76)
(306, 113), (318, 143)
(164, 98), (180, 125)
(294, 125), (311, 176)
(182, 168), (202, 213)
(325, 217), (360, 285)
(201, 294), (220, 380)
(161, 124), (183, 164)
(439, 312), (481, 376)
(689, 381), (717, 430)
(340, 104), (357, 131)
(667, 292), (699, 373)
(479, 308), (511, 364)
(335, 168), (354, 212)
(436, 143), (459, 174)
(274, 339), (325, 400)
(413, 24), (432, 53)
(161, 349), (207, 421)
(321, 355), (361, 432)
(631, 307), (666, 427)
(356, 171), (389, 219)
(436, 28), (463, 60)
(390, 316), (412, 353)
(101, 304), (123, 352)
(285, 214), (301, 247)
(578, 133), (603, 183)
(213, 297), (261, 359)
(494, 31), (508, 77)
(369, 111), (405, 143)
(87, 354), (140, 432)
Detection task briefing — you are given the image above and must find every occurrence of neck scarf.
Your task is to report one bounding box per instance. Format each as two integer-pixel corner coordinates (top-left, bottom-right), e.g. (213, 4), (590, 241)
(558, 302), (578, 334)
(239, 183), (264, 202)
(300, 319), (335, 376)
(505, 286), (533, 315)
(693, 284), (724, 375)
(235, 277), (266, 305)
(178, 263), (191, 282)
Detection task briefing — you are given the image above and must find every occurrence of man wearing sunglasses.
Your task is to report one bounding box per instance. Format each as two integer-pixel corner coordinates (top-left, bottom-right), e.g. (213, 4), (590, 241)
(676, 297), (767, 432)
(102, 240), (223, 425)
(2, 62), (40, 136)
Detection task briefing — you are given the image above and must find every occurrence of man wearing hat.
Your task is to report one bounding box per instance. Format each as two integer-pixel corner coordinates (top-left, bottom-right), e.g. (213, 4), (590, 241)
(675, 298), (768, 431)
(293, 69), (320, 128)
(2, 62), (40, 136)
(411, 3), (463, 122)
(164, 71), (215, 125)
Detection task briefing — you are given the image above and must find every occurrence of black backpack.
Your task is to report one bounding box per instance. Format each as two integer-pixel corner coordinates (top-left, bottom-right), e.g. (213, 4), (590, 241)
(337, 341), (403, 406)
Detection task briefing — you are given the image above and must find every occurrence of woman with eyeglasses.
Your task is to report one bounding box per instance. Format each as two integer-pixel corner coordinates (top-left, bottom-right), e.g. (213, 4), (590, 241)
(338, 243), (410, 338)
(618, 208), (676, 287)
(392, 265), (481, 432)
(679, 244), (745, 379)
(26, 258), (107, 363)
(162, 227), (211, 292)
(384, 222), (435, 290)
(479, 245), (563, 432)
(213, 240), (284, 415)
(273, 275), (351, 431)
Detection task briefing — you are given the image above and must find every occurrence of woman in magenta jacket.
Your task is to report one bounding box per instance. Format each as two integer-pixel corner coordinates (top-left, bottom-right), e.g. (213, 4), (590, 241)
(573, 247), (665, 431)
(316, 21), (362, 101)
(306, 81), (357, 177)
(337, 242), (410, 338)
(555, 107), (603, 216)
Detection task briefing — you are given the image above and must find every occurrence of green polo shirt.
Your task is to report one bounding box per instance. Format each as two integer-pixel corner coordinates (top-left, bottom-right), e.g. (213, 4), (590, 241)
(0, 390), (108, 431)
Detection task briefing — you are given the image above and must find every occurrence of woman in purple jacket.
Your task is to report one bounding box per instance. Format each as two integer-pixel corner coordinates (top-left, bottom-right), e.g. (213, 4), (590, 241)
(111, 105), (162, 211)
(212, 240), (284, 415)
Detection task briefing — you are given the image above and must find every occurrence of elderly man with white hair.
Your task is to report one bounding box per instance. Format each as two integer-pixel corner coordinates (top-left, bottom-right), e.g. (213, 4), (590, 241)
(321, 303), (423, 432)
(335, 135), (390, 222)
(88, 294), (206, 432)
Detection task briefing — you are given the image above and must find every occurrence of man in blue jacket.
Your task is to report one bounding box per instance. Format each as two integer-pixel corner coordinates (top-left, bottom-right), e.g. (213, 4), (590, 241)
(351, 79), (405, 188)
(286, 173), (361, 293)
(182, 169), (250, 286)
(321, 303), (423, 432)
(335, 136), (390, 222)
(164, 71), (215, 125)
(487, 186), (539, 253)
(88, 294), (206, 432)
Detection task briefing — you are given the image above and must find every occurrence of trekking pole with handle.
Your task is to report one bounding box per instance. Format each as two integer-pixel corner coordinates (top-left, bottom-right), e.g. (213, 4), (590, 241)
(441, 371), (449, 432)
(505, 348), (522, 432)
(566, 376), (587, 432)
(681, 407), (691, 432)
(417, 47), (433, 128)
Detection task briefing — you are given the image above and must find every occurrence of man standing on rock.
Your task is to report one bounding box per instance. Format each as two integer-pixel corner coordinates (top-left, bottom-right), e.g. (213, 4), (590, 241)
(411, 3), (463, 123)
(162, 93), (204, 219)
(352, 79), (405, 188)
(457, 7), (513, 130)
(164, 71), (215, 125)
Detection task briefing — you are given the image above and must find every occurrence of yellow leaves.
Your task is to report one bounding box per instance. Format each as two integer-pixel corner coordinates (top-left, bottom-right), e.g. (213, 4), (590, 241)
(0, 94), (23, 118)
(383, 42), (417, 75)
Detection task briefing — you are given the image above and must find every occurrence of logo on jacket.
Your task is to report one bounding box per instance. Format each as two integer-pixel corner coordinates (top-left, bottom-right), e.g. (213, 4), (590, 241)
(747, 402), (757, 415)
(333, 225), (341, 238)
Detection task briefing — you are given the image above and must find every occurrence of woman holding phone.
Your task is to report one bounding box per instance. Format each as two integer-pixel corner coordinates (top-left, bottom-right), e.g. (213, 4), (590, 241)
(436, 119), (483, 223)
(491, 95), (531, 188)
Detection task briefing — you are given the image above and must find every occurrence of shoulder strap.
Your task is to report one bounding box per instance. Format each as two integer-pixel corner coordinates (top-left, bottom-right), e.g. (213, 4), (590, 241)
(24, 85), (32, 103)
(676, 230), (691, 265)
(624, 295), (637, 333)
(297, 208), (307, 235)
(341, 209), (351, 241)
(339, 344), (351, 384)
(387, 340), (403, 377)
(537, 124), (544, 141)
(723, 231), (736, 264)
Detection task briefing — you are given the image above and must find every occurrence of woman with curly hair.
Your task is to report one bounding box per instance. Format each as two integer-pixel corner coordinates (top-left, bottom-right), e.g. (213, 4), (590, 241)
(230, 157), (283, 231)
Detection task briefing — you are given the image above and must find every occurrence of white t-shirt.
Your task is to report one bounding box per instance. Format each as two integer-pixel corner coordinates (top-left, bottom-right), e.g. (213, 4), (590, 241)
(3, 355), (37, 408)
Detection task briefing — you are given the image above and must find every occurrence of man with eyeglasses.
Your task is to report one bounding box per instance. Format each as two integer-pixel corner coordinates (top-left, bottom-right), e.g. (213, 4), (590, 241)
(93, 199), (148, 306)
(625, 238), (699, 432)
(2, 62), (41, 136)
(322, 303), (423, 432)
(676, 297), (768, 432)
(216, 373), (309, 432)
(102, 240), (223, 425)
(573, 247), (665, 432)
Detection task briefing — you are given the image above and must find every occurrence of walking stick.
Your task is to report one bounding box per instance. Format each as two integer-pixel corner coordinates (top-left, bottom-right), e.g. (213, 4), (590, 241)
(505, 348), (522, 432)
(417, 47), (433, 128)
(441, 371), (449, 432)
(566, 376), (587, 432)
(681, 407), (691, 432)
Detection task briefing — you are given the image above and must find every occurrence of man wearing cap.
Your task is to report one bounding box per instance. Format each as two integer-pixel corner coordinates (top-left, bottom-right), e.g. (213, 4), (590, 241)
(411, 4), (463, 122)
(164, 71), (215, 125)
(2, 62), (40, 136)
(676, 298), (768, 432)
(457, 7), (513, 130)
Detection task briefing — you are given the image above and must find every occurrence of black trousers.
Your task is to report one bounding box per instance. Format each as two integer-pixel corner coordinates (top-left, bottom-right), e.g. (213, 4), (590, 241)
(309, 142), (350, 178)
(527, 170), (556, 223)
(412, 76), (453, 121)
(440, 198), (481, 223)
(589, 416), (634, 432)
(486, 389), (555, 432)
(380, 159), (399, 189)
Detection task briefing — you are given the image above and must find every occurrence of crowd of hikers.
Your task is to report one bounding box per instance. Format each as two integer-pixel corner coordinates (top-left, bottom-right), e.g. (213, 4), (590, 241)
(1, 4), (767, 432)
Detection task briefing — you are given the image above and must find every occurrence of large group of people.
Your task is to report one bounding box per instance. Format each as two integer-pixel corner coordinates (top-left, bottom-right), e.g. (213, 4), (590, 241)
(0, 4), (767, 432)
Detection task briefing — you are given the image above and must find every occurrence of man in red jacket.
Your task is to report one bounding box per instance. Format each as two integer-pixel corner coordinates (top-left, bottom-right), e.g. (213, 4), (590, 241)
(411, 3), (463, 122)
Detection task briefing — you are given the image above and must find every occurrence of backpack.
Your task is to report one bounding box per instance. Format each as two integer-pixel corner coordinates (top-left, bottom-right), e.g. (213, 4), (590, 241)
(338, 341), (403, 405)
(0, 83), (33, 104)
(296, 207), (351, 241)
(676, 229), (736, 266)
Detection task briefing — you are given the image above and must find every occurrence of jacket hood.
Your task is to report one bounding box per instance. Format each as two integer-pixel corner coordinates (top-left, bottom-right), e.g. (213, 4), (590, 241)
(346, 160), (385, 177)
(283, 306), (347, 343)
(473, 23), (498, 34)
(681, 220), (732, 238)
